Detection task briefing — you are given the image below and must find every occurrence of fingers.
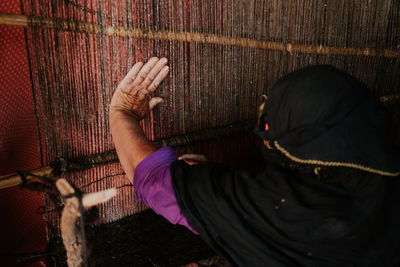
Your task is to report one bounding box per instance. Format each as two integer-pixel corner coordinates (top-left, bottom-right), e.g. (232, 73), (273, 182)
(118, 62), (143, 91)
(178, 154), (208, 163)
(149, 97), (164, 110)
(140, 58), (169, 88)
(132, 57), (163, 86)
(148, 65), (169, 92)
(115, 57), (169, 109)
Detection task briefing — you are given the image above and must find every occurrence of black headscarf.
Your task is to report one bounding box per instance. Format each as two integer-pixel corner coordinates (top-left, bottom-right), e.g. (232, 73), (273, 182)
(255, 65), (400, 176)
(171, 65), (400, 266)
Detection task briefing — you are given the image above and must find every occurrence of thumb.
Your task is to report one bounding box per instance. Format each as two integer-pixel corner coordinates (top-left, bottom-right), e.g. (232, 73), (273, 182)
(149, 97), (164, 110)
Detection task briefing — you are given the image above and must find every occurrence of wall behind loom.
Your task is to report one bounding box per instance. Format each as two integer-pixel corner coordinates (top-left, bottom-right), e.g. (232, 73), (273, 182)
(0, 1), (46, 266)
(1, 0), (399, 245)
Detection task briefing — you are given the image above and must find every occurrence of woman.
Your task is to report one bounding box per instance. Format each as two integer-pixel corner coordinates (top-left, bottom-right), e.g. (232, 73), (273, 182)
(110, 58), (400, 266)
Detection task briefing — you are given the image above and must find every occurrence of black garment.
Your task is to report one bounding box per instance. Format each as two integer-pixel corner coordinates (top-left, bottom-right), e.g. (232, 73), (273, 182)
(171, 66), (400, 266)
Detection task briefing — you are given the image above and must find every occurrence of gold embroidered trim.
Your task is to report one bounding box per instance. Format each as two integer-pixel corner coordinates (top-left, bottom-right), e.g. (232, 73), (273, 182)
(263, 140), (273, 150)
(273, 141), (400, 177)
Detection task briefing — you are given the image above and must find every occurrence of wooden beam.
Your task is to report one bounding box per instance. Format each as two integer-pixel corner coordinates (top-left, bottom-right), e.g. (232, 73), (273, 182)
(0, 166), (54, 190)
(0, 12), (399, 58)
(0, 122), (254, 190)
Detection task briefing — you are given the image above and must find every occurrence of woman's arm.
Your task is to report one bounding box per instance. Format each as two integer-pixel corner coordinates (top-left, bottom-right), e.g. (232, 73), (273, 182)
(109, 57), (169, 182)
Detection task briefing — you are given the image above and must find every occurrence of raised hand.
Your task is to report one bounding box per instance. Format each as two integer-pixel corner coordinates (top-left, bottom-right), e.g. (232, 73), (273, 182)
(110, 57), (169, 120)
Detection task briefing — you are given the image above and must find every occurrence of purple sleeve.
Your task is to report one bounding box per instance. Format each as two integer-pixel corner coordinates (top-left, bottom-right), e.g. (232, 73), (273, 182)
(133, 146), (198, 234)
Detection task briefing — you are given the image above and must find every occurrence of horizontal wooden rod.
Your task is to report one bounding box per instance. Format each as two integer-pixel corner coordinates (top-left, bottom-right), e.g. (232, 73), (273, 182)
(0, 12), (399, 58)
(0, 121), (254, 190)
(0, 166), (54, 190)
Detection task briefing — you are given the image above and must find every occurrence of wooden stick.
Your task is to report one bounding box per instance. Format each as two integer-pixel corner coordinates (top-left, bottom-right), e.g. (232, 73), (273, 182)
(0, 12), (399, 58)
(0, 121), (253, 190)
(0, 166), (54, 190)
(0, 13), (28, 27)
(56, 179), (117, 267)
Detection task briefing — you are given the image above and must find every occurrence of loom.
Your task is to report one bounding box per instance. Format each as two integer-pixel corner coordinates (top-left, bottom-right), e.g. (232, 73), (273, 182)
(0, 0), (399, 266)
